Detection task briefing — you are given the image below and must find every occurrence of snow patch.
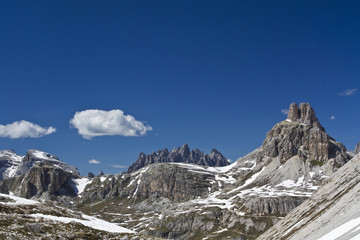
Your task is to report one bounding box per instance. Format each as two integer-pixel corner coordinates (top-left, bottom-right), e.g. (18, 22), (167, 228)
(31, 213), (134, 233)
(72, 178), (92, 195)
(318, 216), (360, 240)
(241, 167), (266, 189)
(283, 219), (304, 236)
(0, 193), (39, 205)
(32, 151), (60, 162)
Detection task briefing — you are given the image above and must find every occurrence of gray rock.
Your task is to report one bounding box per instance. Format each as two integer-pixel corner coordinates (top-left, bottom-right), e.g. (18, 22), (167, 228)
(18, 162), (77, 198)
(287, 102), (322, 128)
(127, 144), (229, 173)
(355, 142), (360, 154)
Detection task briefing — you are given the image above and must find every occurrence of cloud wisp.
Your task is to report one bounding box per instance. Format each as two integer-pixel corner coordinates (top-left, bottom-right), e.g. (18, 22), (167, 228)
(0, 120), (56, 139)
(281, 109), (289, 115)
(89, 159), (101, 164)
(330, 115), (336, 120)
(70, 109), (152, 139)
(339, 88), (357, 96)
(111, 164), (128, 169)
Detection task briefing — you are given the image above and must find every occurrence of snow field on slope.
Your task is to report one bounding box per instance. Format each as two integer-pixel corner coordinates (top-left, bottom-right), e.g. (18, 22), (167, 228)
(31, 213), (134, 233)
(0, 193), (39, 205)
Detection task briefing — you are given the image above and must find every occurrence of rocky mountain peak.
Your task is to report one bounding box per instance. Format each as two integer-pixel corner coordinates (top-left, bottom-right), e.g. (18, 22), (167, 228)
(263, 102), (349, 166)
(127, 144), (229, 173)
(287, 102), (322, 128)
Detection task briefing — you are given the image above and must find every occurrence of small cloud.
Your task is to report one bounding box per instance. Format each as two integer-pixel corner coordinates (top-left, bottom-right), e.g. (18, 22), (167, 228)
(339, 88), (357, 96)
(89, 159), (101, 164)
(70, 109), (152, 139)
(111, 164), (128, 169)
(281, 109), (289, 115)
(0, 120), (56, 139)
(330, 115), (336, 120)
(227, 159), (232, 163)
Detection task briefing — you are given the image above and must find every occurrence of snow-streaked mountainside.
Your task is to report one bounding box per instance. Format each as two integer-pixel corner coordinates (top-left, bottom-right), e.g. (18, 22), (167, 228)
(0, 150), (22, 180)
(0, 149), (79, 180)
(0, 102), (356, 239)
(257, 153), (360, 240)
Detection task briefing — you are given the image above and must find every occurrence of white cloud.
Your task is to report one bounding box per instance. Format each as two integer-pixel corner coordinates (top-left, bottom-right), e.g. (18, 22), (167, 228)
(111, 164), (128, 169)
(281, 109), (289, 115)
(89, 159), (101, 164)
(0, 120), (56, 139)
(330, 115), (336, 120)
(339, 88), (357, 96)
(69, 109), (152, 139)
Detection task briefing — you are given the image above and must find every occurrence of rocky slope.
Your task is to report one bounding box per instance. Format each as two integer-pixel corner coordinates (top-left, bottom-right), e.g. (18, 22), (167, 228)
(0, 192), (147, 240)
(127, 144), (229, 173)
(257, 153), (360, 240)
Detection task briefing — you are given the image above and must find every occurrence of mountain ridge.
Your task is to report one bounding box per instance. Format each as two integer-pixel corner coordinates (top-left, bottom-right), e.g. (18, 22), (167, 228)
(127, 143), (229, 173)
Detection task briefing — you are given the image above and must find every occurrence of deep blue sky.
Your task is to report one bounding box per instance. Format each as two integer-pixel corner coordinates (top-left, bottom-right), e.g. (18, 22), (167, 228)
(1, 1), (359, 175)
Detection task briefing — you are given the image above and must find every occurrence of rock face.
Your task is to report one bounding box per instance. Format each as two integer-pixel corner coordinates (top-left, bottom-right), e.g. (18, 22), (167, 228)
(19, 163), (77, 198)
(355, 142), (360, 154)
(263, 102), (349, 166)
(0, 162), (78, 199)
(287, 102), (322, 128)
(127, 144), (229, 173)
(80, 163), (216, 205)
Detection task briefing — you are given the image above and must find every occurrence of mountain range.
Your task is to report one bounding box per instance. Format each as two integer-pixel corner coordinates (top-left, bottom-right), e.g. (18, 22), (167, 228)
(0, 102), (359, 240)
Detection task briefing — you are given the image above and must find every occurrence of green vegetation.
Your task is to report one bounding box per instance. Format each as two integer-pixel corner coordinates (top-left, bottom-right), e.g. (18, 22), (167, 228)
(311, 159), (324, 166)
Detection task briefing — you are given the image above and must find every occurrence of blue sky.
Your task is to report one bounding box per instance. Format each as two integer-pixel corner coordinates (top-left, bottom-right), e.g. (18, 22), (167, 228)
(1, 1), (359, 175)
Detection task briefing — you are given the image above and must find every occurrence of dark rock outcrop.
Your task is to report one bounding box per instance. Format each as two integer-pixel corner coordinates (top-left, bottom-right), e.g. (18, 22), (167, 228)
(263, 103), (349, 165)
(355, 142), (360, 155)
(18, 162), (77, 198)
(287, 102), (323, 129)
(127, 144), (229, 173)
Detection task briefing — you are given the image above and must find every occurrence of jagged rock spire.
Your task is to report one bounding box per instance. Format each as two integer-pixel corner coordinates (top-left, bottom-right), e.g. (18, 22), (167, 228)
(287, 102), (323, 129)
(355, 142), (360, 154)
(127, 144), (229, 173)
